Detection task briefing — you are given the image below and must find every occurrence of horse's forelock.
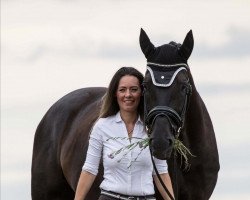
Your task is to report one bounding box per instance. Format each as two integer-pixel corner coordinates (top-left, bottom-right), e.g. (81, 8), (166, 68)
(148, 44), (184, 64)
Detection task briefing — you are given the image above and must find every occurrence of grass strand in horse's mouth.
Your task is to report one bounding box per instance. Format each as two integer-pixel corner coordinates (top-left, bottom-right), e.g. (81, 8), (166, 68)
(174, 139), (196, 171)
(106, 137), (195, 170)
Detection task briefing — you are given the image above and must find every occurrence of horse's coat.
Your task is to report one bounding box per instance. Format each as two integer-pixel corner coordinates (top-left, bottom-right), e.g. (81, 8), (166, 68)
(32, 88), (106, 199)
(31, 30), (219, 200)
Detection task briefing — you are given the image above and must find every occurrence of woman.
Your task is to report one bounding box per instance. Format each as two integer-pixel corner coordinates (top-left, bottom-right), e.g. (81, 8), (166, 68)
(74, 67), (174, 200)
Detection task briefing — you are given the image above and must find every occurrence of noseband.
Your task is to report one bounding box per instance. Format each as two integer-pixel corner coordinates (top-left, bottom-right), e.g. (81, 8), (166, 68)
(145, 106), (182, 135)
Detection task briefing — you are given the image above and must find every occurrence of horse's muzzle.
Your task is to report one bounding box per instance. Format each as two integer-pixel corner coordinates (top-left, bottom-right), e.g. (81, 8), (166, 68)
(150, 138), (174, 160)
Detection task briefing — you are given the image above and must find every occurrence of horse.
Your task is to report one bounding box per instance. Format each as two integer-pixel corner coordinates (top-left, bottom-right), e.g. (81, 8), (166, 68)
(31, 29), (220, 200)
(139, 29), (220, 199)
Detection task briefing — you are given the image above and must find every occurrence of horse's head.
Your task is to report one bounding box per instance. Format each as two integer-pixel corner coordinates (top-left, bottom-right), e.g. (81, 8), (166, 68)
(140, 29), (193, 160)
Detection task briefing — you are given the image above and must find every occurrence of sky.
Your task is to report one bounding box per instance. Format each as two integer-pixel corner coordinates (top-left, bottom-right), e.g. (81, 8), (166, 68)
(1, 0), (250, 199)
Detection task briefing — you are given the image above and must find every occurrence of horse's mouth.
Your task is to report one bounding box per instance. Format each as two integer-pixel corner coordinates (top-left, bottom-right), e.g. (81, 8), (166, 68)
(151, 148), (173, 160)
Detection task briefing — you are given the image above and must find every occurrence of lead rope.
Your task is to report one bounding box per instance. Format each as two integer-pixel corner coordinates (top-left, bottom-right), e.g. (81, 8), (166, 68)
(173, 148), (178, 200)
(150, 148), (175, 200)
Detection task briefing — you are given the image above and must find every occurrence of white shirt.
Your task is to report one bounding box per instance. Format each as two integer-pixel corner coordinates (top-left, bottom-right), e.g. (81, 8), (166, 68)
(82, 112), (168, 196)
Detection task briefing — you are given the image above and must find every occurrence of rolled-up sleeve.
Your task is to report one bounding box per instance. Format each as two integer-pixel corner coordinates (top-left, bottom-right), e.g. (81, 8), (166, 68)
(82, 124), (103, 175)
(152, 157), (168, 175)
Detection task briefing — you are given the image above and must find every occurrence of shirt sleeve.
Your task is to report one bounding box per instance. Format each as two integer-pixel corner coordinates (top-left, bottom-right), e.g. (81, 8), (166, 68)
(82, 122), (103, 175)
(152, 157), (168, 175)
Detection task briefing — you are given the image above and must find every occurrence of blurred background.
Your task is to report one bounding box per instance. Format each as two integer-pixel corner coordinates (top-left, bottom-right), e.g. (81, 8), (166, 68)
(1, 0), (250, 199)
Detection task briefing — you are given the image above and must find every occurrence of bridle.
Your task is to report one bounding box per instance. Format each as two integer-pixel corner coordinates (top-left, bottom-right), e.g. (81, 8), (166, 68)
(143, 62), (192, 137)
(143, 62), (192, 200)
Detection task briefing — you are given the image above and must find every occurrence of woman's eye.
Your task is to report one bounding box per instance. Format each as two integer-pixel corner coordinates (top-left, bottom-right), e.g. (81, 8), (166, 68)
(119, 89), (125, 92)
(131, 88), (138, 92)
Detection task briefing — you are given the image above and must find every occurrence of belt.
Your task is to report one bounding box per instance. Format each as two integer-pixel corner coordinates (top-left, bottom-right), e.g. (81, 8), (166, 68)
(101, 190), (156, 200)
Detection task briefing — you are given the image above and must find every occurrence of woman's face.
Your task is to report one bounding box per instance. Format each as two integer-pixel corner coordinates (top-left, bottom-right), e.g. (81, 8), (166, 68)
(116, 75), (142, 114)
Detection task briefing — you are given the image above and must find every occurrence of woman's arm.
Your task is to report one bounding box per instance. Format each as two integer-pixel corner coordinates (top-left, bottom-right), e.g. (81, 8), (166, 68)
(75, 121), (103, 200)
(74, 171), (96, 200)
(153, 173), (175, 200)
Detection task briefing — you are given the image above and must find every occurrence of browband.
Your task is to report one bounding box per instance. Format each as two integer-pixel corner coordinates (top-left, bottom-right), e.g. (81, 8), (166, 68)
(147, 62), (188, 87)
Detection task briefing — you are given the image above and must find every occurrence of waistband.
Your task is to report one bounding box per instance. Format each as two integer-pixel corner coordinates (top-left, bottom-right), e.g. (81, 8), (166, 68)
(100, 189), (156, 200)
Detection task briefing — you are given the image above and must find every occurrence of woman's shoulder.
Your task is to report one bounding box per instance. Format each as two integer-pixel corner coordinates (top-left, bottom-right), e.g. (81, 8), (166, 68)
(94, 115), (116, 127)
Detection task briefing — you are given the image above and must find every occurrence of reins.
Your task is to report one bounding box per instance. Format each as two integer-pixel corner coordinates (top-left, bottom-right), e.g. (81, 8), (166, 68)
(143, 62), (192, 200)
(150, 148), (175, 200)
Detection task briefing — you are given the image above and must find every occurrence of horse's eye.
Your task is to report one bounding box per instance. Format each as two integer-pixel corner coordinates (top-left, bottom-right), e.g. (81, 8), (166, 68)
(181, 84), (188, 93)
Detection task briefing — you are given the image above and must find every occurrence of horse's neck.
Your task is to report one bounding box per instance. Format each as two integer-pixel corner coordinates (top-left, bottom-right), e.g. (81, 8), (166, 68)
(184, 83), (215, 143)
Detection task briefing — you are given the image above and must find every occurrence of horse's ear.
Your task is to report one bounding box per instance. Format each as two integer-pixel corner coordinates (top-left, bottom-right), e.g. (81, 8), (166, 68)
(179, 30), (194, 60)
(139, 28), (155, 59)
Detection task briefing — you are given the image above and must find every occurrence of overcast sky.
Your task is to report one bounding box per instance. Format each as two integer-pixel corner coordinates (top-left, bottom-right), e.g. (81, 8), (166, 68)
(2, 0), (250, 199)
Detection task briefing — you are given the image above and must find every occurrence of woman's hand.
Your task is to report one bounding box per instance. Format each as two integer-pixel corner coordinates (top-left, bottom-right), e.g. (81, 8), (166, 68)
(153, 173), (175, 200)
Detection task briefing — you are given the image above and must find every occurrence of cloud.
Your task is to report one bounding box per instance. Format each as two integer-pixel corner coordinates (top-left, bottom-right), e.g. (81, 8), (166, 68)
(22, 37), (140, 63)
(194, 27), (250, 59)
(215, 142), (250, 195)
(197, 82), (250, 95)
(23, 26), (250, 64)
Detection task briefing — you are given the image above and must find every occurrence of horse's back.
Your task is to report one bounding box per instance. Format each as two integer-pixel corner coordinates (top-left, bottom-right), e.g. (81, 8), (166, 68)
(31, 87), (106, 200)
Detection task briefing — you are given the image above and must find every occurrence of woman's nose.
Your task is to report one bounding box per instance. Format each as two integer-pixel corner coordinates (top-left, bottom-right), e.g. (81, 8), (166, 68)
(125, 89), (132, 97)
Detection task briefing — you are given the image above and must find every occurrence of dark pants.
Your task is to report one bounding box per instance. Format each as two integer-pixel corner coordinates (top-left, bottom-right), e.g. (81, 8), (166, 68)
(98, 194), (117, 200)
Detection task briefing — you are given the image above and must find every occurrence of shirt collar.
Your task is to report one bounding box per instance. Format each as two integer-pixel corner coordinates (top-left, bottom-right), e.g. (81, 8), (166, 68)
(115, 112), (122, 123)
(115, 111), (143, 124)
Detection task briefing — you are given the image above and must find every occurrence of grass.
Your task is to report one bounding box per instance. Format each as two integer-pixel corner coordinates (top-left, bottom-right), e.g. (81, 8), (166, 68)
(107, 137), (195, 169)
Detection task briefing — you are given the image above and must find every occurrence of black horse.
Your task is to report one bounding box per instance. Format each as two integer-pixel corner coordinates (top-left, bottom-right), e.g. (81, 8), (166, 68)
(139, 29), (219, 199)
(31, 29), (219, 200)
